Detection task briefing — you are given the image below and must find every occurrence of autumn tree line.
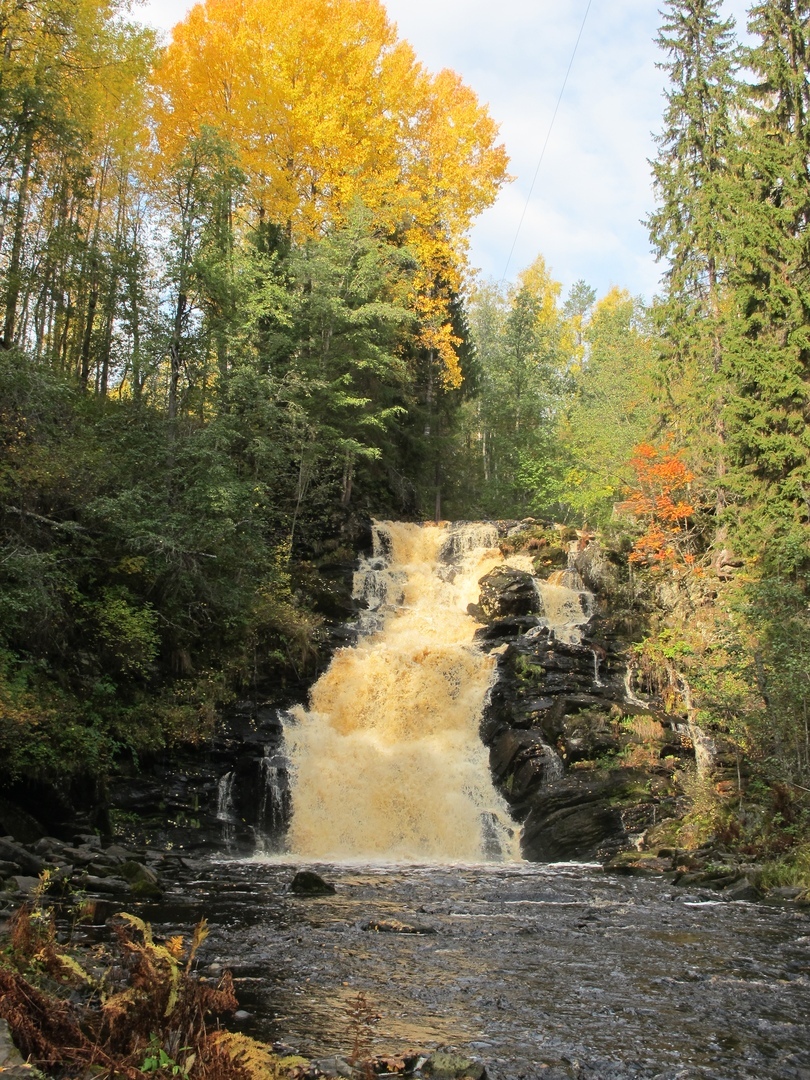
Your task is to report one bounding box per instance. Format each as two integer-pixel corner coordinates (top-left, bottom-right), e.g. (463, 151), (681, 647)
(1, 0), (809, 860)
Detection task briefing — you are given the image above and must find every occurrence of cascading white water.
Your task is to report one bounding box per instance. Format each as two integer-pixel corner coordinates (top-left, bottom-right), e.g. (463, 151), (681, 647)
(285, 521), (519, 862)
(256, 749), (289, 853)
(216, 771), (238, 851)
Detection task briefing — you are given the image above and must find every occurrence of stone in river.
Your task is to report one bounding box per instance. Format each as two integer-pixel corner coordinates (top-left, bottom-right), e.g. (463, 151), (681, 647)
(290, 869), (336, 895)
(422, 1053), (486, 1080)
(362, 918), (436, 934)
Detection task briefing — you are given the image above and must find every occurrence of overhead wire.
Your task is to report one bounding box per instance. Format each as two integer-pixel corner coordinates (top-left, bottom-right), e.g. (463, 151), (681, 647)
(500, 0), (594, 285)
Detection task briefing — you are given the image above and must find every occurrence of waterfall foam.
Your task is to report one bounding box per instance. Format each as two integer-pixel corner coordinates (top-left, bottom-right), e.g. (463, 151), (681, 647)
(285, 522), (519, 862)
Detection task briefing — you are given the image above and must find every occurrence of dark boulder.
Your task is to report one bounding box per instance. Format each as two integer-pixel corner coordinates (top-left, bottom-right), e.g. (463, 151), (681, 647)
(290, 869), (336, 895)
(477, 568), (542, 621)
(520, 771), (651, 861)
(0, 837), (49, 877)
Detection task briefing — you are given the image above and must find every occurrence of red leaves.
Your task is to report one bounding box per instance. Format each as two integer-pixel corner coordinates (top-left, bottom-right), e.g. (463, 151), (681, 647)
(618, 441), (696, 569)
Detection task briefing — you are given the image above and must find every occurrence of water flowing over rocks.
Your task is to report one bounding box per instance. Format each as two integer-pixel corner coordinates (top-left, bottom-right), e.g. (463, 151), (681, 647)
(135, 859), (810, 1080)
(285, 521), (517, 862)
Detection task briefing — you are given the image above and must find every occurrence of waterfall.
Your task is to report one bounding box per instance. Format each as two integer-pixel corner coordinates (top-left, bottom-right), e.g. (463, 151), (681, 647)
(285, 522), (519, 862)
(216, 771), (238, 851)
(255, 749), (290, 854)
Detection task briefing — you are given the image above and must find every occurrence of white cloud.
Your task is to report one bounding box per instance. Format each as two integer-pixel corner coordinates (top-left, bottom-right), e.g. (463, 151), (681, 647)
(135, 0), (753, 300)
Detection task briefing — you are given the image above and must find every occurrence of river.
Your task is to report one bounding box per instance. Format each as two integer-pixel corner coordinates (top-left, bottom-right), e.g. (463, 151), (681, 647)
(142, 855), (810, 1080)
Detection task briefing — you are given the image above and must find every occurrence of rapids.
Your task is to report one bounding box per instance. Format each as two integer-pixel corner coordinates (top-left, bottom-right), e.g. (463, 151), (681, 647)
(144, 858), (810, 1079)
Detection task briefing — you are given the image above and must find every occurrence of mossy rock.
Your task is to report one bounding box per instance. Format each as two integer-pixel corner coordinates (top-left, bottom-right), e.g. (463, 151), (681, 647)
(423, 1053), (486, 1080)
(129, 879), (163, 899)
(532, 547), (568, 573)
(119, 860), (162, 898)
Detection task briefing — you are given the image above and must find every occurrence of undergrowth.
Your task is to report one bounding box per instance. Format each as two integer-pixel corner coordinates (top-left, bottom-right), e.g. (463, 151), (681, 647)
(0, 877), (305, 1079)
(0, 877), (419, 1079)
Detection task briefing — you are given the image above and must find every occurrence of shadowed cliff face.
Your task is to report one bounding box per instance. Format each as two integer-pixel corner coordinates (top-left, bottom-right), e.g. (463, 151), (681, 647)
(475, 522), (694, 863)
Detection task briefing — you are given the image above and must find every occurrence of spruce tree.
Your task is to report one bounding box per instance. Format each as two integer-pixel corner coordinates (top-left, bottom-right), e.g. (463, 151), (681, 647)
(647, 0), (739, 511)
(722, 1), (810, 551)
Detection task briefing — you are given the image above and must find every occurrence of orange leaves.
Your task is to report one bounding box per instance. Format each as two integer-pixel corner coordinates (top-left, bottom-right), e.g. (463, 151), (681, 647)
(618, 442), (696, 569)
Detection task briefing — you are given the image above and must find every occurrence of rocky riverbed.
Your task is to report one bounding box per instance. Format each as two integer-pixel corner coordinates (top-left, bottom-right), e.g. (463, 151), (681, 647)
(113, 856), (810, 1080)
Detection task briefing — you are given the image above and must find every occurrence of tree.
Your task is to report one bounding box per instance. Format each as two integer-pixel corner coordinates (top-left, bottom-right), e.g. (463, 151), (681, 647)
(151, 0), (508, 389)
(464, 257), (572, 516)
(283, 206), (418, 519)
(721, 0), (810, 549)
(647, 0), (739, 511)
(0, 0), (156, 387)
(617, 441), (696, 568)
(558, 288), (660, 524)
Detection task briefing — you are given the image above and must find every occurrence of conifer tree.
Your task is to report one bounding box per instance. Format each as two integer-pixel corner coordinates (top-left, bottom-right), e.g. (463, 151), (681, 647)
(722, 0), (810, 550)
(647, 0), (739, 510)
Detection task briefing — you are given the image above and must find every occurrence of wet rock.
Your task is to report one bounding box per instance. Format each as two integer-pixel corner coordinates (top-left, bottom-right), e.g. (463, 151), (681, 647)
(520, 771), (653, 861)
(722, 876), (761, 902)
(81, 874), (130, 895)
(104, 843), (136, 861)
(421, 1053), (486, 1080)
(0, 1018), (24, 1067)
(118, 859), (161, 899)
(561, 710), (621, 764)
(489, 730), (563, 812)
(11, 875), (41, 896)
(313, 1056), (352, 1077)
(290, 870), (336, 895)
(473, 616), (542, 645)
(2, 1005), (56, 1078)
(477, 568), (542, 621)
(362, 918), (436, 934)
(31, 837), (62, 858)
(572, 541), (619, 594)
(0, 838), (48, 877)
(771, 886), (805, 900)
(606, 852), (673, 876)
(490, 730), (548, 780)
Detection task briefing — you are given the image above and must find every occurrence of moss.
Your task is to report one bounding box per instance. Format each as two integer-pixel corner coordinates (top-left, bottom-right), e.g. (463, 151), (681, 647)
(513, 655), (545, 683)
(757, 843), (810, 895)
(129, 879), (163, 899)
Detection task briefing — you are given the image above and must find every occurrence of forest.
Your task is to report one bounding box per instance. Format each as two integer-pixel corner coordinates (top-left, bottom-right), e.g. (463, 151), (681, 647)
(0, 0), (809, 885)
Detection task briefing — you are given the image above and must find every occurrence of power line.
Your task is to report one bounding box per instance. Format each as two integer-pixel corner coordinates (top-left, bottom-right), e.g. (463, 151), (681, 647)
(500, 0), (594, 285)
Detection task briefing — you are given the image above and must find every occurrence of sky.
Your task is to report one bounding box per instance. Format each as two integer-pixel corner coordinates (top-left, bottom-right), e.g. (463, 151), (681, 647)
(136, 0), (751, 302)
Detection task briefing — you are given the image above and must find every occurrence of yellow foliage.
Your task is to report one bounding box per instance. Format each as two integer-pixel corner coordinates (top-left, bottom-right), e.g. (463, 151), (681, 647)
(166, 935), (185, 959)
(516, 255), (562, 326)
(152, 0), (509, 387)
(418, 323), (464, 389)
(211, 1032), (310, 1079)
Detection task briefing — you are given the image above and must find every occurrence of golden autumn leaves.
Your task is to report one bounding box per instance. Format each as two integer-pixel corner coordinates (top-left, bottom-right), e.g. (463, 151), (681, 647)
(151, 0), (510, 388)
